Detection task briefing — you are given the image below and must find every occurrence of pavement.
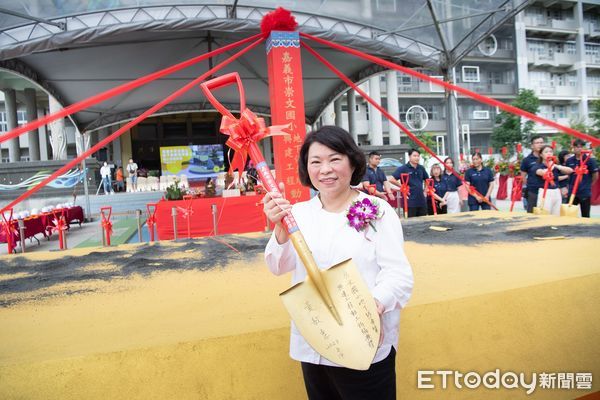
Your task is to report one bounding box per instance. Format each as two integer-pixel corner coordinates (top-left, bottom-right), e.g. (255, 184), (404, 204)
(1, 195), (599, 256)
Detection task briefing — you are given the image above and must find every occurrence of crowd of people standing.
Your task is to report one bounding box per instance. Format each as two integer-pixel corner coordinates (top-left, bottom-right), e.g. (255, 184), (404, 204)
(361, 137), (598, 218)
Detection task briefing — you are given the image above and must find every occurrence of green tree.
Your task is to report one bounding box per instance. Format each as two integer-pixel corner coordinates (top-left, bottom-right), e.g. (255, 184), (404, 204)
(408, 131), (436, 161)
(491, 89), (540, 155)
(587, 99), (600, 159)
(551, 117), (588, 152)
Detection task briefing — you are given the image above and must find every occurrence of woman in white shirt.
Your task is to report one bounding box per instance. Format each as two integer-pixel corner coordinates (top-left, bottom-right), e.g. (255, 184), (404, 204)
(264, 126), (414, 400)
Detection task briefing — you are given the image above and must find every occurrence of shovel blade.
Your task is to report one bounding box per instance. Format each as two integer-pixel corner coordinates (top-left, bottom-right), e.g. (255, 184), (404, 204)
(533, 207), (549, 215)
(560, 204), (579, 217)
(280, 259), (380, 370)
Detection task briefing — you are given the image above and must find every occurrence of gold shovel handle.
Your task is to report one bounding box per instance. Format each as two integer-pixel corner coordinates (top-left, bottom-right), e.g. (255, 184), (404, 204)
(248, 144), (343, 325)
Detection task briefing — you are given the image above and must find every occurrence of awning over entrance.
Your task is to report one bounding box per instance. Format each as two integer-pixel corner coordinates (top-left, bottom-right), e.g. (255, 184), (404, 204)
(0, 1), (531, 131)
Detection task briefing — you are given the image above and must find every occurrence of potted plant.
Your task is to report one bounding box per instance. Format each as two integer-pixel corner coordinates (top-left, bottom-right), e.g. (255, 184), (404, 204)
(165, 179), (186, 200)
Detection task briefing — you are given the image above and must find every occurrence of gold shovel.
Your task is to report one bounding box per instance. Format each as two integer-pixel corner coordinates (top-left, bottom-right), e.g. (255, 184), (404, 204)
(200, 73), (380, 370)
(254, 146), (379, 370)
(560, 150), (592, 217)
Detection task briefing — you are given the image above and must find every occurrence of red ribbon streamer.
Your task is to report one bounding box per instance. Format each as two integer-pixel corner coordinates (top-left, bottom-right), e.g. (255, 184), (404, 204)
(0, 37), (265, 215)
(101, 207), (113, 246)
(570, 150), (592, 197)
(1, 210), (17, 254)
(540, 159), (556, 202)
(49, 217), (68, 250)
(0, 34), (263, 147)
(399, 173), (410, 218)
(510, 176), (523, 212)
(301, 42), (498, 211)
(146, 203), (157, 242)
(300, 33), (600, 148)
(426, 178), (437, 215)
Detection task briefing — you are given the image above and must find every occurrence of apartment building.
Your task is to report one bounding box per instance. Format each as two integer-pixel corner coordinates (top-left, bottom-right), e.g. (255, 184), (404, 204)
(326, 0), (600, 156)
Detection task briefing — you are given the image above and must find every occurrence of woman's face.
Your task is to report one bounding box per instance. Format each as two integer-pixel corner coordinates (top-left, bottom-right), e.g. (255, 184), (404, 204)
(472, 155), (482, 167)
(432, 166), (442, 178)
(444, 159), (453, 170)
(307, 142), (354, 196)
(541, 147), (554, 161)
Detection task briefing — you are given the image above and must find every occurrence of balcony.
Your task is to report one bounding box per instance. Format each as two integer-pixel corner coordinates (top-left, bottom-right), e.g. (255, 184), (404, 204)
(389, 81), (443, 94)
(524, 16), (577, 32)
(461, 119), (493, 131)
(382, 118), (447, 133)
(458, 82), (515, 95)
(587, 84), (600, 97)
(585, 54), (600, 66)
(584, 22), (600, 38)
(533, 85), (578, 97)
(534, 117), (572, 133)
(527, 51), (576, 68)
(470, 47), (515, 59)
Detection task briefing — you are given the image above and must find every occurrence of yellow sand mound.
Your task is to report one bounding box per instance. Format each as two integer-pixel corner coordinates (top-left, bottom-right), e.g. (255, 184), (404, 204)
(0, 212), (598, 399)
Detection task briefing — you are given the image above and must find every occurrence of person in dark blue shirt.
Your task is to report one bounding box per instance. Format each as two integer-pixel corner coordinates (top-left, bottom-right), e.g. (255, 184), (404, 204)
(361, 151), (395, 202)
(427, 163), (447, 215)
(442, 157), (463, 213)
(530, 145), (573, 215)
(565, 139), (599, 218)
(520, 135), (545, 213)
(390, 149), (429, 217)
(464, 152), (495, 211)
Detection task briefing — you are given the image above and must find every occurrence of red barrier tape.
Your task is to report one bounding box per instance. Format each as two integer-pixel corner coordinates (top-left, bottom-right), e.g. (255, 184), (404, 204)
(300, 33), (600, 148)
(0, 33), (263, 146)
(301, 41), (498, 210)
(0, 37), (265, 214)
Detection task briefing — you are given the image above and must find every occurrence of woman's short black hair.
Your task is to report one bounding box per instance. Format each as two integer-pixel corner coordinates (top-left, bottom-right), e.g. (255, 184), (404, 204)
(298, 125), (366, 190)
(558, 150), (570, 165)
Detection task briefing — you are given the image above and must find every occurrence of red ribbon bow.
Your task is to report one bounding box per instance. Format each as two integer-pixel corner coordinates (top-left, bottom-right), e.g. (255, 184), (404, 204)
(543, 160), (555, 187)
(147, 215), (156, 227)
(177, 206), (194, 219)
(399, 173), (411, 197)
(102, 220), (113, 237)
(425, 179), (436, 196)
(574, 162), (589, 177)
(200, 73), (290, 176)
(49, 217), (68, 234)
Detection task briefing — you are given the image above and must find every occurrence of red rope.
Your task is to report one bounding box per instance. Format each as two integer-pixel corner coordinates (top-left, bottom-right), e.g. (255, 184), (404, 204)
(300, 33), (599, 148)
(301, 42), (497, 210)
(0, 33), (263, 146)
(0, 37), (265, 214)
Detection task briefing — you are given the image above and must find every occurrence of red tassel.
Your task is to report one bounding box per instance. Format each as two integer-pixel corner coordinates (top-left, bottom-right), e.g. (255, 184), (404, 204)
(261, 7), (298, 36)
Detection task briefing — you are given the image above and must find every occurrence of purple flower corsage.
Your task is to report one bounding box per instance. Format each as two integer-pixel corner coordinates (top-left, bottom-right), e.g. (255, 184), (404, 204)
(346, 197), (383, 235)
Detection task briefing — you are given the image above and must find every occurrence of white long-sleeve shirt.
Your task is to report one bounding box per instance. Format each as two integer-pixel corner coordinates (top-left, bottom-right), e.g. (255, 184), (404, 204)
(100, 165), (111, 178)
(265, 191), (414, 367)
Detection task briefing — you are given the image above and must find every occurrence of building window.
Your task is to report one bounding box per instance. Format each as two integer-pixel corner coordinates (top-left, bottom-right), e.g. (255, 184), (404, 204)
(0, 110), (28, 132)
(429, 76), (445, 93)
(462, 66), (480, 83)
(375, 0), (397, 12)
